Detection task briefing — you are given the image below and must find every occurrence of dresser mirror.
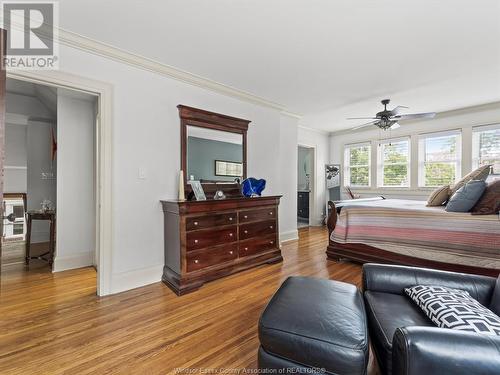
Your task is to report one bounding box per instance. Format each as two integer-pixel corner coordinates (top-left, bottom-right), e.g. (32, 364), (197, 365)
(179, 105), (250, 199)
(186, 126), (243, 182)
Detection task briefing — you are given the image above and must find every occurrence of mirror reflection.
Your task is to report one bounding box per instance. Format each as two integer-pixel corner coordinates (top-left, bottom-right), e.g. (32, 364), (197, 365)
(187, 125), (243, 182)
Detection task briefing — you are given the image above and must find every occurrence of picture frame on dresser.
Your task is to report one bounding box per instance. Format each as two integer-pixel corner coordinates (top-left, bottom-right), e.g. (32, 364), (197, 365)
(188, 180), (206, 201)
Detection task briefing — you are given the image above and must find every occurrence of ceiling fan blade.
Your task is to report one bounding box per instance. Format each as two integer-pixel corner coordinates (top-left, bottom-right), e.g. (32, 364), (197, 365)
(390, 106), (409, 115)
(352, 120), (380, 130)
(347, 117), (379, 120)
(390, 112), (436, 121)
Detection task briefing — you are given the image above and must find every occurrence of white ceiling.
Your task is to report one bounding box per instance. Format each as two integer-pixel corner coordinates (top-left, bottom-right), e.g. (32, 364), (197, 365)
(7, 78), (58, 116)
(59, 0), (500, 132)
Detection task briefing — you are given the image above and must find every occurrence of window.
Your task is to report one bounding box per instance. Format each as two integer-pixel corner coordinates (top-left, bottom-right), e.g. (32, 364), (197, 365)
(472, 124), (500, 177)
(418, 130), (461, 187)
(2, 197), (25, 240)
(377, 138), (410, 187)
(344, 143), (371, 187)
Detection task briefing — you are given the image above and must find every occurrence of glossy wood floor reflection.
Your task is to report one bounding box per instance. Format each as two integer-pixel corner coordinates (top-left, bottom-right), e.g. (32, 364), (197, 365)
(0, 227), (362, 375)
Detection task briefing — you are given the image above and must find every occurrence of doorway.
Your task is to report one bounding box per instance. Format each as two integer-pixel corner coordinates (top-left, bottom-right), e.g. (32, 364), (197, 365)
(1, 78), (98, 281)
(297, 145), (314, 228)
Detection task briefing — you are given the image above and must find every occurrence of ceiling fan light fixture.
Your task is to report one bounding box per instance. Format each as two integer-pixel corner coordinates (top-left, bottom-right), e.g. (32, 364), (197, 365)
(347, 99), (436, 132)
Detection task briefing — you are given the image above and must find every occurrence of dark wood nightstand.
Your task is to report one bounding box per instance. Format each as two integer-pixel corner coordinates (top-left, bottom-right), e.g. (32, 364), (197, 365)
(25, 211), (56, 266)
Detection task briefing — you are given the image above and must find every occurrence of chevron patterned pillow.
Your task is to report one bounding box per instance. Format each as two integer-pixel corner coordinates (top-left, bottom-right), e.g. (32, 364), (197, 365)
(405, 285), (500, 336)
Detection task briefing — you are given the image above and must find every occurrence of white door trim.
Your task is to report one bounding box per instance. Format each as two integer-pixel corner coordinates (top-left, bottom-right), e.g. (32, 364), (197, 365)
(7, 70), (113, 296)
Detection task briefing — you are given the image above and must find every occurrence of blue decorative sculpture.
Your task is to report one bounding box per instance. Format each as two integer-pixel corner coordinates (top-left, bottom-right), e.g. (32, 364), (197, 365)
(241, 178), (266, 197)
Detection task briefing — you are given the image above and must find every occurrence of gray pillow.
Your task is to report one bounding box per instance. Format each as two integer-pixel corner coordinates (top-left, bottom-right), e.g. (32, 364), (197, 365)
(446, 180), (487, 212)
(490, 276), (500, 316)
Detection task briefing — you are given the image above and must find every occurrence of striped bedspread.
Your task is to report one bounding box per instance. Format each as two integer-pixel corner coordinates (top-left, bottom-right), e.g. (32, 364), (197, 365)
(331, 199), (500, 269)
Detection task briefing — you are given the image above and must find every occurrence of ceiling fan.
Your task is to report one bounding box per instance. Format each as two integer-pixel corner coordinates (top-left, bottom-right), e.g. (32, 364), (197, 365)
(347, 99), (436, 131)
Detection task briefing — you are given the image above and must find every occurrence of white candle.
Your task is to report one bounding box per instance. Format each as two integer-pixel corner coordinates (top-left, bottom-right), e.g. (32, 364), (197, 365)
(178, 170), (185, 200)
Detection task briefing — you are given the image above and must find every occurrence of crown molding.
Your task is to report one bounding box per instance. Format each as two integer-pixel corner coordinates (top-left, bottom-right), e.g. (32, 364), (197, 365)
(298, 125), (330, 136)
(3, 19), (288, 111)
(280, 110), (302, 119)
(56, 28), (290, 112)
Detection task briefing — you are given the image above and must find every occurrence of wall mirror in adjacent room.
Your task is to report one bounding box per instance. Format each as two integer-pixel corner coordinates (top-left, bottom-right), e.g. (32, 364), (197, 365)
(178, 105), (250, 199)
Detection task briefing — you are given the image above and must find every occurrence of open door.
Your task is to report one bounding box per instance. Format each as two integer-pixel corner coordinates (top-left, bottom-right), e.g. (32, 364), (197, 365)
(0, 29), (7, 263)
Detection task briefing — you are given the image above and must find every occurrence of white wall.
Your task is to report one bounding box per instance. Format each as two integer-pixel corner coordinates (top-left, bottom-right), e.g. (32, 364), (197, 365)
(4, 124), (27, 192)
(329, 102), (500, 200)
(27, 121), (57, 242)
(51, 42), (299, 293)
(6, 92), (53, 119)
(54, 92), (96, 272)
(279, 114), (299, 242)
(297, 126), (330, 225)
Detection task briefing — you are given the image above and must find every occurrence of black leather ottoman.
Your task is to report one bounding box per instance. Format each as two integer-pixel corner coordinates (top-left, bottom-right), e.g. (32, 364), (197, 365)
(258, 276), (368, 375)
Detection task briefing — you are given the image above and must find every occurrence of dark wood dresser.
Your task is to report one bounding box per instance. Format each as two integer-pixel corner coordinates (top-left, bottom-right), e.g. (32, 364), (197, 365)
(161, 195), (282, 295)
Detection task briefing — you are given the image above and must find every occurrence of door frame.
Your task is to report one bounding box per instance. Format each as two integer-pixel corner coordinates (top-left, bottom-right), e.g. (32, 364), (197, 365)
(7, 70), (113, 296)
(297, 143), (316, 226)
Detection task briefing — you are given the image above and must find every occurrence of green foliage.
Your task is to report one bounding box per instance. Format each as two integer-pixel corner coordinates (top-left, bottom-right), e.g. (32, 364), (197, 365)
(479, 130), (500, 174)
(350, 146), (369, 165)
(425, 162), (456, 186)
(382, 142), (408, 186)
(350, 167), (369, 185)
(349, 146), (370, 186)
(384, 165), (408, 186)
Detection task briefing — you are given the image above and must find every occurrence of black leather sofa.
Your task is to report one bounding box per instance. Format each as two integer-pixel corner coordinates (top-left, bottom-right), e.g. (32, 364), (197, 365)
(363, 263), (500, 375)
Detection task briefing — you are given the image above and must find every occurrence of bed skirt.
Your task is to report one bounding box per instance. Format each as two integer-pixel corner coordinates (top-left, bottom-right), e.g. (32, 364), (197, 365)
(327, 241), (500, 277)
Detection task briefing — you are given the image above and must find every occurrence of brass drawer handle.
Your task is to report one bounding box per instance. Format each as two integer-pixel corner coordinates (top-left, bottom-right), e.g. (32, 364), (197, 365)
(194, 221), (198, 226)
(229, 217), (233, 221)
(270, 226), (273, 229)
(270, 241), (274, 244)
(229, 233), (233, 237)
(244, 215), (248, 219)
(269, 212), (273, 215)
(194, 239), (199, 244)
(244, 247), (248, 251)
(194, 259), (199, 264)
(229, 251), (233, 255)
(244, 230), (248, 234)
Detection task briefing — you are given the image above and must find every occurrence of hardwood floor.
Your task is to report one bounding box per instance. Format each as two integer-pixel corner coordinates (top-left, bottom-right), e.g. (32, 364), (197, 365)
(1, 241), (51, 265)
(0, 227), (362, 374)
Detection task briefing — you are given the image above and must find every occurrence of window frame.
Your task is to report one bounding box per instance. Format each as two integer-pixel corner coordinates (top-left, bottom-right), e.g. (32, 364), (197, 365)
(377, 137), (411, 188)
(472, 123), (500, 177)
(418, 130), (462, 188)
(344, 142), (371, 188)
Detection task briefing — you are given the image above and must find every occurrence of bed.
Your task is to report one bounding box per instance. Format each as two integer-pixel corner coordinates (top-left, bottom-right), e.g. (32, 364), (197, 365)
(326, 198), (500, 276)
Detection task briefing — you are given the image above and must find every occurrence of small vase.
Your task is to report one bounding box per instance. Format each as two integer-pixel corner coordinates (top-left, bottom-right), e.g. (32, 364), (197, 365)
(241, 178), (266, 197)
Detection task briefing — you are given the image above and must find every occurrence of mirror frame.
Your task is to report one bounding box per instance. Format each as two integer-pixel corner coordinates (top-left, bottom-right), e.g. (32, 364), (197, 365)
(178, 105), (250, 199)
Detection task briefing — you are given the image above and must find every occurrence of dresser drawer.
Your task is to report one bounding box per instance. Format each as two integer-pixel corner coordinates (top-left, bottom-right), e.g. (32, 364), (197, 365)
(240, 220), (276, 240)
(239, 235), (277, 257)
(239, 207), (276, 223)
(186, 226), (237, 250)
(187, 244), (238, 272)
(186, 212), (236, 231)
